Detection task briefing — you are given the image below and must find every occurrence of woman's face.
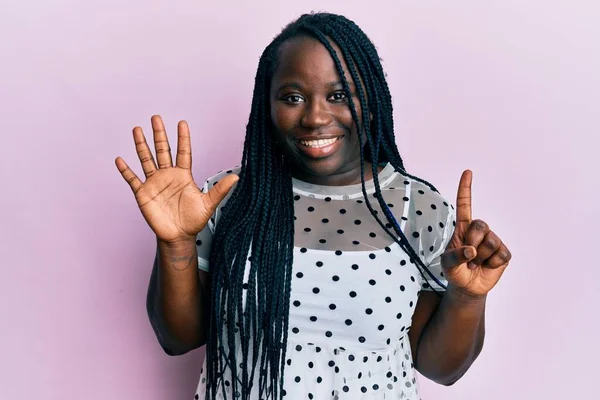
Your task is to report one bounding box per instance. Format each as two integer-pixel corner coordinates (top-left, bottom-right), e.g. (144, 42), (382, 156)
(270, 36), (371, 186)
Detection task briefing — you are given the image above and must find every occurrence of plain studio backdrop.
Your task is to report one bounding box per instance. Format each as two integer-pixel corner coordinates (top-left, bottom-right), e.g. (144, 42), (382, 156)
(1, 1), (598, 399)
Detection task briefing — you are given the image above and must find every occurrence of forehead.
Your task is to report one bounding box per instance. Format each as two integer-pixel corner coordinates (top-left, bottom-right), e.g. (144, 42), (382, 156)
(273, 36), (352, 83)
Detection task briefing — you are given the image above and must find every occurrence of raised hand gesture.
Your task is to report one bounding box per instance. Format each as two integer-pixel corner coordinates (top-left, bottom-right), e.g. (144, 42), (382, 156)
(115, 115), (238, 244)
(440, 170), (512, 297)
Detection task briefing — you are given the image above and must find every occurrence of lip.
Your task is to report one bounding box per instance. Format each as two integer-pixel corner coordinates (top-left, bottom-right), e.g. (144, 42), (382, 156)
(295, 135), (343, 141)
(293, 135), (344, 159)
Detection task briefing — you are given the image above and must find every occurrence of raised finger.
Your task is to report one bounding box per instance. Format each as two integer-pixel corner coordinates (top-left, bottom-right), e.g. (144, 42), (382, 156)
(176, 120), (192, 170)
(151, 115), (173, 168)
(482, 244), (512, 269)
(115, 157), (143, 194)
(133, 126), (158, 177)
(471, 230), (502, 267)
(455, 170), (473, 233)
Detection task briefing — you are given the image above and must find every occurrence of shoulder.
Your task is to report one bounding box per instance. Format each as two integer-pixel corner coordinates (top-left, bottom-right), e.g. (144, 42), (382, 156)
(408, 178), (454, 216)
(408, 175), (455, 229)
(386, 169), (454, 217)
(389, 171), (456, 263)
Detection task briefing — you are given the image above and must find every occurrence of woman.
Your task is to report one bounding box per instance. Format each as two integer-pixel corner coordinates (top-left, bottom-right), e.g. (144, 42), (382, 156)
(115, 12), (512, 400)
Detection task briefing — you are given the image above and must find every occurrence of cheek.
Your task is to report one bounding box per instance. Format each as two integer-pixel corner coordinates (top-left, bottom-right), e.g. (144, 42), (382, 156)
(338, 102), (361, 131)
(271, 103), (298, 133)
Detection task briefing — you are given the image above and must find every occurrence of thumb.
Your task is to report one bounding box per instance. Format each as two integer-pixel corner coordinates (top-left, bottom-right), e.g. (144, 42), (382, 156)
(440, 246), (477, 271)
(204, 174), (239, 214)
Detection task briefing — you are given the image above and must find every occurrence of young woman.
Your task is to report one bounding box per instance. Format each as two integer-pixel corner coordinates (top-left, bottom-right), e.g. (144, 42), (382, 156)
(115, 12), (512, 400)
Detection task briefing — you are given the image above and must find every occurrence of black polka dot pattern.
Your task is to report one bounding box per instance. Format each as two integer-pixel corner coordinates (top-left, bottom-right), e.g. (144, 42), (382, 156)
(192, 163), (456, 399)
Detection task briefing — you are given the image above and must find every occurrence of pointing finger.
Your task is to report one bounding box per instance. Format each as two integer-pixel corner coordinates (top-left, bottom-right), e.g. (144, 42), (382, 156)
(455, 170), (473, 233)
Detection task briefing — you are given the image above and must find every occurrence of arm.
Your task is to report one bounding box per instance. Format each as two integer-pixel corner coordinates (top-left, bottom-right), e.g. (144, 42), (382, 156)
(409, 169), (511, 386)
(408, 288), (486, 386)
(115, 116), (238, 356)
(147, 237), (211, 355)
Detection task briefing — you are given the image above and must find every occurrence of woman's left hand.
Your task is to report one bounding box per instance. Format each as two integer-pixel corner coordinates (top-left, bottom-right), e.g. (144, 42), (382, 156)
(440, 170), (512, 297)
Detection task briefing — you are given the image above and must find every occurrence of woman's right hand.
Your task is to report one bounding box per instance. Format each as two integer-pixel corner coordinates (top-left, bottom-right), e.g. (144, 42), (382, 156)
(115, 115), (238, 244)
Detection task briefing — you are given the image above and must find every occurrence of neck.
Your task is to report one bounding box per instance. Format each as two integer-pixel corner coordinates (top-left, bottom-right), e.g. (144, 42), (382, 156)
(291, 161), (385, 186)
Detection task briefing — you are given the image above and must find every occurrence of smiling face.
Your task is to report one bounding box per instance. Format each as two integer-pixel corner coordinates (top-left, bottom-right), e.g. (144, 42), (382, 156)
(270, 36), (375, 186)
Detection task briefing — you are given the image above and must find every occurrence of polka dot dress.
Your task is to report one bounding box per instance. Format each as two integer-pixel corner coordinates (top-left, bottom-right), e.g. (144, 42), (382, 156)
(194, 163), (456, 399)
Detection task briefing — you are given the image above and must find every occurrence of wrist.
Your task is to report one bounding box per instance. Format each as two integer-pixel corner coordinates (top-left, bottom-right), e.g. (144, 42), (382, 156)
(445, 284), (488, 305)
(157, 236), (197, 252)
(156, 237), (198, 272)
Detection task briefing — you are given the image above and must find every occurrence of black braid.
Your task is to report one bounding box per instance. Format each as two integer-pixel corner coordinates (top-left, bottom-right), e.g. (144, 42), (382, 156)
(301, 20), (446, 293)
(206, 12), (447, 400)
(313, 20), (447, 289)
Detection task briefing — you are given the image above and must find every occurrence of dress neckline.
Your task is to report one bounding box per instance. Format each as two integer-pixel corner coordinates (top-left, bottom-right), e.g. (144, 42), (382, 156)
(291, 163), (400, 200)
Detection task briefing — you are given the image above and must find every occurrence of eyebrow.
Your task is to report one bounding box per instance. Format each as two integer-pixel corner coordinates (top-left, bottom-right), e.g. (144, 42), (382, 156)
(276, 81), (355, 91)
(325, 81), (355, 89)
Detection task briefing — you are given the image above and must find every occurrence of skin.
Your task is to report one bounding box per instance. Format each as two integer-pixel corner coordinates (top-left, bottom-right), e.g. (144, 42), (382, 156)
(117, 35), (512, 386)
(115, 117), (238, 354)
(270, 36), (380, 185)
(408, 169), (512, 385)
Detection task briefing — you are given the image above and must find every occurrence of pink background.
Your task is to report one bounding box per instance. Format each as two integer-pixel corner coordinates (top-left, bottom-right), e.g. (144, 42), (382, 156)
(1, 1), (598, 399)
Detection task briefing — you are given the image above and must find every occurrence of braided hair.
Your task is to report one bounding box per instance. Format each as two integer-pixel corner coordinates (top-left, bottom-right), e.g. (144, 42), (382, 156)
(205, 12), (445, 400)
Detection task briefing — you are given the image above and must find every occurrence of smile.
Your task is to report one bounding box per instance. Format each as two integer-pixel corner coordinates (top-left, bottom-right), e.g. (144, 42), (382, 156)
(293, 135), (345, 159)
(297, 137), (343, 148)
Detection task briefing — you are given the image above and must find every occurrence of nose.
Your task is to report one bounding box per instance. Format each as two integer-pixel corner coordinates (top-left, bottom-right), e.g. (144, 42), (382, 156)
(300, 99), (333, 129)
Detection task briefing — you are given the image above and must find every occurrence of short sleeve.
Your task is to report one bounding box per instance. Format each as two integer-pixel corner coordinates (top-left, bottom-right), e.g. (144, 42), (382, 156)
(196, 218), (213, 272)
(420, 204), (455, 291)
(195, 167), (240, 273)
(406, 181), (456, 292)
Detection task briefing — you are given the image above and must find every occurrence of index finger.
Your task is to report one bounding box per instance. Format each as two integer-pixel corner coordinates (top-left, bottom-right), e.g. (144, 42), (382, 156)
(455, 169), (473, 230)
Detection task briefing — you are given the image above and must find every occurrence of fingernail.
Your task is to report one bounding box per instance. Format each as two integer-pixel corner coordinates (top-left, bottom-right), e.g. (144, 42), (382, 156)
(468, 262), (477, 269)
(464, 247), (476, 259)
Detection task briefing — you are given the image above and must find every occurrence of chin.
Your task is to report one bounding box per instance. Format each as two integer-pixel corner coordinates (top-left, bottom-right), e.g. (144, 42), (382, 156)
(294, 155), (351, 177)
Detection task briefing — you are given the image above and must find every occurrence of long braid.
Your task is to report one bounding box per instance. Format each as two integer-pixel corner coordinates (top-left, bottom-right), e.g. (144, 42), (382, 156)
(206, 12), (448, 400)
(300, 24), (442, 291)
(312, 17), (447, 290)
(316, 21), (447, 290)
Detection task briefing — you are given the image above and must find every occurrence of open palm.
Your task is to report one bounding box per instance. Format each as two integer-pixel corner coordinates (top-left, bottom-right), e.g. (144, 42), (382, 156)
(115, 115), (238, 243)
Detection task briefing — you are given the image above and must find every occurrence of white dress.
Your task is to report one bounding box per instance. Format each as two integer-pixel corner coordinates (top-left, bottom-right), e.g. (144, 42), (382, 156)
(193, 163), (456, 400)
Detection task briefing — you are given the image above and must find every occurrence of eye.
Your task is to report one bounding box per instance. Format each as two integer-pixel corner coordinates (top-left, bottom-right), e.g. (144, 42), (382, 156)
(282, 94), (305, 103)
(329, 92), (348, 102)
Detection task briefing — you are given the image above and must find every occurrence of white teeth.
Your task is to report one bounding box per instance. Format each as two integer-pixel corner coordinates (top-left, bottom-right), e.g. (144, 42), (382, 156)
(299, 137), (341, 148)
